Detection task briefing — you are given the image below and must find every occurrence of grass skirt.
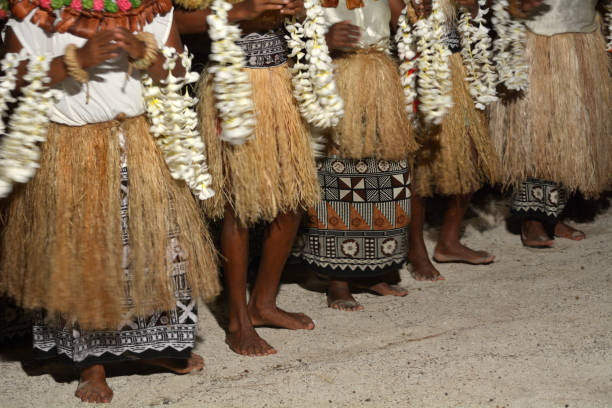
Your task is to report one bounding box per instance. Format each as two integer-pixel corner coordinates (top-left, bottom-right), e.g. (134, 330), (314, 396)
(198, 64), (320, 226)
(329, 50), (418, 160)
(488, 28), (612, 197)
(413, 53), (498, 197)
(0, 116), (220, 330)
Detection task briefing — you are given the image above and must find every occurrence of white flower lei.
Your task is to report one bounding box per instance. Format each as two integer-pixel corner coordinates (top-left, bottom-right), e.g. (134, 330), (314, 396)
(0, 54), (59, 198)
(491, 0), (528, 91)
(605, 3), (612, 53)
(457, 0), (498, 110)
(395, 6), (418, 119)
(207, 0), (256, 145)
(142, 47), (214, 201)
(285, 0), (344, 128)
(413, 0), (453, 125)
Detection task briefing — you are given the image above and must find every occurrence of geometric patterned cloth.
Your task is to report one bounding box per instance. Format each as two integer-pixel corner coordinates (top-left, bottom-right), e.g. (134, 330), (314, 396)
(235, 30), (288, 68)
(511, 177), (568, 225)
(297, 157), (411, 278)
(32, 131), (197, 366)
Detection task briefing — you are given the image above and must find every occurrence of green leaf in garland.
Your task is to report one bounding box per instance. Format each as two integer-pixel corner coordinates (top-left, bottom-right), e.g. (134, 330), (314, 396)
(104, 0), (118, 12)
(130, 0), (141, 8)
(82, 0), (93, 9)
(63, 0), (72, 6)
(50, 0), (64, 9)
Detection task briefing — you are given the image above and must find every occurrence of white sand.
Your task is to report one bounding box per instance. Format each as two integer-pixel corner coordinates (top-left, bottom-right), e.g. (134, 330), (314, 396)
(1, 197), (611, 407)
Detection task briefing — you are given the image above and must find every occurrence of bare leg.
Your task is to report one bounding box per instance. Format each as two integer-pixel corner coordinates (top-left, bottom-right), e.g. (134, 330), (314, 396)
(327, 279), (364, 311)
(408, 194), (444, 281)
(222, 206), (275, 357)
(145, 353), (204, 374)
(433, 194), (495, 264)
(248, 211), (315, 330)
(75, 365), (113, 404)
(554, 221), (585, 241)
(521, 219), (554, 248)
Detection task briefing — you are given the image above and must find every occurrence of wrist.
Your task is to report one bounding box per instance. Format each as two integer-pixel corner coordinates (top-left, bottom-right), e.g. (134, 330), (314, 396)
(130, 40), (147, 61)
(75, 47), (90, 69)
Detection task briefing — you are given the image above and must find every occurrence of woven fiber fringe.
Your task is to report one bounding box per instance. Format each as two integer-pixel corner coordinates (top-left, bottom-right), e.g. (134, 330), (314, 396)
(329, 50), (418, 161)
(413, 53), (498, 197)
(489, 29), (612, 197)
(198, 64), (320, 226)
(0, 117), (220, 330)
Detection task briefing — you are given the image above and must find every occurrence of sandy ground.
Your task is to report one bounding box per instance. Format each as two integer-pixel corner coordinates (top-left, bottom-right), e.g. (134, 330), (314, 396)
(1, 194), (611, 408)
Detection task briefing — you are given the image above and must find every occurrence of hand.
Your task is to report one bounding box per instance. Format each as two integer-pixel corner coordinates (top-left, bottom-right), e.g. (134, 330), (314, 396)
(231, 0), (290, 21)
(113, 27), (147, 61)
(280, 0), (305, 17)
(76, 30), (121, 69)
(508, 0), (544, 18)
(410, 0), (432, 19)
(325, 21), (361, 50)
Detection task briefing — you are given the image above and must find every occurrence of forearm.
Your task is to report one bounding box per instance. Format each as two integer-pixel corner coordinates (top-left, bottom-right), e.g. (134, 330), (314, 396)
(389, 0), (405, 30)
(174, 5), (250, 35)
(145, 22), (186, 82)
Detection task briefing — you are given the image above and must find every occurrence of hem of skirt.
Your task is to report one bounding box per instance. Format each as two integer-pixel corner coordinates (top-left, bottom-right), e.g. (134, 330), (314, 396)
(32, 346), (192, 367)
(300, 258), (405, 279)
(511, 208), (560, 226)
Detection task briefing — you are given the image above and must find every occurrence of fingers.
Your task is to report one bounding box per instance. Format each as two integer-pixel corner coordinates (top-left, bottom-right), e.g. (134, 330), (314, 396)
(330, 21), (361, 48)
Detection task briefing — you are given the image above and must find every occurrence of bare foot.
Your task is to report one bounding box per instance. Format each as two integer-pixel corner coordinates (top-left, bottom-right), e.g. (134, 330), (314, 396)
(226, 326), (277, 357)
(248, 303), (315, 330)
(75, 365), (113, 404)
(521, 219), (554, 248)
(408, 250), (444, 281)
(327, 280), (363, 311)
(554, 222), (585, 241)
(352, 281), (408, 297)
(433, 242), (495, 265)
(145, 353), (204, 374)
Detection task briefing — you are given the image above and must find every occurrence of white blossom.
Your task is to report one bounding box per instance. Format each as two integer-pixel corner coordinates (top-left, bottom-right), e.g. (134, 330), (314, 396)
(142, 47), (214, 201)
(395, 6), (419, 119)
(285, 0), (344, 129)
(457, 0), (498, 110)
(492, 0), (529, 91)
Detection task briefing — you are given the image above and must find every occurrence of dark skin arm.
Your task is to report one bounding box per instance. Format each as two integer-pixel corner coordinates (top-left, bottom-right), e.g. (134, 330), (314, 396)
(174, 0), (304, 35)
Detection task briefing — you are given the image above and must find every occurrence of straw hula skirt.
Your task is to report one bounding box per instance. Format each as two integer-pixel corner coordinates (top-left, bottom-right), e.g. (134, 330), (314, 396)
(0, 116), (221, 363)
(489, 28), (612, 197)
(412, 53), (499, 197)
(298, 50), (417, 278)
(198, 32), (320, 226)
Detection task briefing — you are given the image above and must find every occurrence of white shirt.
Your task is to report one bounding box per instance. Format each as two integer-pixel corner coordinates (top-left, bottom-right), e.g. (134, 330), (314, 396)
(525, 0), (599, 36)
(7, 8), (173, 126)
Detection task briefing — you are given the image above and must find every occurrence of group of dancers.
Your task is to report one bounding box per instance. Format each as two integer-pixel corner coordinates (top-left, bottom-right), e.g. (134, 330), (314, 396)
(0, 0), (609, 403)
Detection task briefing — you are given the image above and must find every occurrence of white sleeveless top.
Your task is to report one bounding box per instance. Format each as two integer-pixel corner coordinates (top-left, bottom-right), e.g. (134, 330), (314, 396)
(7, 9), (174, 126)
(525, 0), (598, 36)
(323, 0), (391, 50)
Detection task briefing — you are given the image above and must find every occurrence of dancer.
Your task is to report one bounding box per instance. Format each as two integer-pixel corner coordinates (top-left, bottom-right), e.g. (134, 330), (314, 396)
(297, 0), (418, 311)
(0, 0), (220, 403)
(175, 0), (319, 356)
(489, 0), (611, 248)
(408, 0), (499, 281)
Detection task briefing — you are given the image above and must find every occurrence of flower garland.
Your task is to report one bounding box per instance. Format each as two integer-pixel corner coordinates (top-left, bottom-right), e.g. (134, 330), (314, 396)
(395, 6), (418, 119)
(457, 0), (497, 110)
(39, 0), (142, 12)
(491, 0), (528, 91)
(206, 0), (256, 145)
(285, 0), (344, 129)
(142, 47), (214, 201)
(413, 0), (453, 126)
(605, 3), (612, 53)
(0, 54), (60, 198)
